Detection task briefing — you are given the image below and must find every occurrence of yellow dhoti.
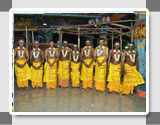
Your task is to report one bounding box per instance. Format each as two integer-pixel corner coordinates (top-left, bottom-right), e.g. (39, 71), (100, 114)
(122, 63), (145, 95)
(81, 59), (94, 89)
(30, 62), (43, 88)
(43, 59), (57, 89)
(94, 56), (107, 91)
(14, 59), (30, 88)
(107, 63), (121, 93)
(58, 60), (70, 87)
(71, 62), (80, 87)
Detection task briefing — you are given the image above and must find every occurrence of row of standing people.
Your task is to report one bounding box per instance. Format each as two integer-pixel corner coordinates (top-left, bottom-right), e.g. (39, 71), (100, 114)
(14, 38), (145, 95)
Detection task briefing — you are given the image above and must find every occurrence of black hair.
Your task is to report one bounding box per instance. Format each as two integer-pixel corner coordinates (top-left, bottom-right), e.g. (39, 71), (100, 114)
(86, 39), (91, 42)
(99, 38), (105, 41)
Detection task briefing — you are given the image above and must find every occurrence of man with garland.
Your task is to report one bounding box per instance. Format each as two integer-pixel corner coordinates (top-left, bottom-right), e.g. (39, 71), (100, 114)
(14, 39), (30, 91)
(43, 41), (59, 89)
(81, 39), (95, 89)
(58, 40), (72, 88)
(94, 38), (108, 92)
(70, 45), (81, 88)
(30, 41), (44, 89)
(107, 42), (123, 94)
(122, 43), (145, 95)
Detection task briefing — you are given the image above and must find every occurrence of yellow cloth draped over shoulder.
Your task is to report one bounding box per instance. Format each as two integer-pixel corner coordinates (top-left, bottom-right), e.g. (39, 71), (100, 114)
(107, 63), (121, 93)
(30, 62), (43, 88)
(43, 59), (57, 89)
(122, 63), (145, 95)
(71, 62), (80, 87)
(58, 60), (70, 87)
(81, 59), (95, 89)
(14, 59), (30, 88)
(94, 56), (107, 91)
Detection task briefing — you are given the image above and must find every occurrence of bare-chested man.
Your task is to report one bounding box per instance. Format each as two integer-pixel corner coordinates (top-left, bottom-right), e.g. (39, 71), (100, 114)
(70, 45), (81, 88)
(81, 39), (95, 89)
(122, 43), (145, 95)
(107, 42), (123, 94)
(30, 41), (44, 89)
(58, 40), (72, 88)
(14, 39), (30, 91)
(43, 41), (59, 89)
(94, 38), (108, 91)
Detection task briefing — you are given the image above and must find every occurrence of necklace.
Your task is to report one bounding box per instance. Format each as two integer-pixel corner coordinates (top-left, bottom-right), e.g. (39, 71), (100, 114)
(49, 47), (55, 57)
(73, 50), (79, 62)
(33, 48), (40, 59)
(84, 46), (91, 57)
(128, 50), (136, 63)
(97, 46), (104, 57)
(18, 47), (24, 59)
(113, 49), (120, 62)
(62, 46), (68, 57)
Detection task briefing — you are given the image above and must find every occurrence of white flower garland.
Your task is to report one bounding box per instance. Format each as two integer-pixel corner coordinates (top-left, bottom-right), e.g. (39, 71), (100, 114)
(84, 46), (91, 57)
(97, 46), (105, 57)
(113, 49), (120, 62)
(18, 47), (24, 59)
(33, 48), (40, 59)
(49, 47), (55, 57)
(62, 46), (68, 57)
(128, 50), (136, 63)
(73, 50), (79, 62)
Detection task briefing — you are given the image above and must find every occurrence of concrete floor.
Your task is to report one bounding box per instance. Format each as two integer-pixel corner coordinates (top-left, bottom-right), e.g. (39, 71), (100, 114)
(14, 82), (146, 112)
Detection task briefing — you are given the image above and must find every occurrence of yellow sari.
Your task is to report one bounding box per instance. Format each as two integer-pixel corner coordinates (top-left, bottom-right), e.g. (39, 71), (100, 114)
(94, 56), (107, 91)
(81, 59), (95, 89)
(122, 63), (145, 95)
(30, 62), (43, 88)
(107, 63), (121, 93)
(14, 59), (30, 88)
(58, 60), (70, 87)
(43, 59), (57, 89)
(71, 62), (80, 87)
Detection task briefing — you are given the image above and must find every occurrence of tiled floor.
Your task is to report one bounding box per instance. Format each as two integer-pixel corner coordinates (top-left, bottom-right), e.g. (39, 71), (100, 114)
(14, 83), (146, 112)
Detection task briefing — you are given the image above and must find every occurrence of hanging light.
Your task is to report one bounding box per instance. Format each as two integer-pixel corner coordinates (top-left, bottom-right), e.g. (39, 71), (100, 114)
(43, 23), (47, 26)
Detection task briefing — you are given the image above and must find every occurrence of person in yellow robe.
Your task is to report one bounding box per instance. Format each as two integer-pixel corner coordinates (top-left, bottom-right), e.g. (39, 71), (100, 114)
(30, 41), (44, 89)
(58, 40), (72, 88)
(94, 38), (108, 91)
(43, 41), (59, 89)
(14, 39), (30, 91)
(81, 39), (95, 89)
(122, 43), (145, 95)
(107, 42), (123, 94)
(70, 45), (81, 88)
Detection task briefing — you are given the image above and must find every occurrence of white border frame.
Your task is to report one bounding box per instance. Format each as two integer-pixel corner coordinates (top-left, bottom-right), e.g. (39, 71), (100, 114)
(9, 8), (149, 115)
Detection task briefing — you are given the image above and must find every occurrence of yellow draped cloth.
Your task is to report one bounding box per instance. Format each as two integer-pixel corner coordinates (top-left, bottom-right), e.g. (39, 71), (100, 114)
(43, 59), (57, 89)
(107, 63), (121, 93)
(94, 56), (107, 91)
(58, 60), (70, 87)
(14, 59), (30, 88)
(71, 62), (80, 87)
(30, 62), (43, 88)
(122, 63), (145, 95)
(81, 59), (95, 89)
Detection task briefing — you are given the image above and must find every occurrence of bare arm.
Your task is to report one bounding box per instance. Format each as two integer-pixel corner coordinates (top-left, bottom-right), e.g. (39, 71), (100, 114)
(25, 48), (29, 62)
(41, 50), (44, 63)
(14, 48), (17, 63)
(30, 50), (33, 64)
(120, 51), (124, 74)
(108, 50), (112, 68)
